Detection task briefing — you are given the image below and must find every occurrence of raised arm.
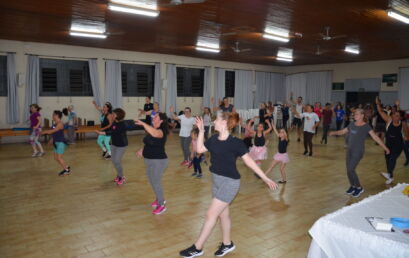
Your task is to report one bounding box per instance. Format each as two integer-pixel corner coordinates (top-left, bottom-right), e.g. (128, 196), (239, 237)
(242, 154), (278, 190)
(291, 105), (301, 118)
(195, 116), (208, 154)
(375, 97), (392, 124)
(92, 100), (102, 112)
(169, 106), (180, 121)
(271, 121), (279, 137)
(369, 130), (390, 154)
(264, 119), (273, 135)
(135, 119), (164, 138)
(329, 127), (348, 136)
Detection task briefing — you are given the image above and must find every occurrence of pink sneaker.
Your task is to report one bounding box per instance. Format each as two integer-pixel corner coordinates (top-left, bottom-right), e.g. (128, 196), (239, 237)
(152, 205), (167, 215)
(151, 200), (166, 208)
(114, 176), (120, 182)
(116, 177), (126, 185)
(180, 160), (188, 166)
(187, 162), (193, 169)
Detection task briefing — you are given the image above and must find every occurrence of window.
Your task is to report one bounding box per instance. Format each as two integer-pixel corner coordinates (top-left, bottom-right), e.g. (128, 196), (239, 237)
(121, 63), (154, 97)
(39, 59), (92, 96)
(225, 71), (235, 98)
(0, 56), (7, 96)
(177, 67), (204, 97)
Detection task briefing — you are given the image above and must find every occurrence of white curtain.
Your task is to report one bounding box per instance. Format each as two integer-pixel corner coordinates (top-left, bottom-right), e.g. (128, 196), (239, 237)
(286, 73), (307, 102)
(234, 70), (253, 109)
(105, 60), (122, 108)
(306, 71), (332, 105)
(25, 55), (40, 118)
(272, 73), (286, 103)
(255, 71), (272, 105)
(6, 53), (19, 124)
(215, 68), (225, 104)
(153, 63), (161, 106)
(202, 67), (211, 108)
(398, 67), (409, 110)
(88, 59), (102, 107)
(166, 64), (177, 116)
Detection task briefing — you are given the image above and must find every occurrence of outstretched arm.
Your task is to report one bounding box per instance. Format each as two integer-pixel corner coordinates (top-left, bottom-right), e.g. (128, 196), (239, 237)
(242, 154), (278, 190)
(369, 130), (390, 154)
(329, 127), (348, 136)
(264, 120), (273, 135)
(135, 119), (164, 138)
(169, 106), (180, 121)
(41, 122), (63, 135)
(375, 97), (392, 124)
(271, 121), (279, 137)
(92, 100), (102, 112)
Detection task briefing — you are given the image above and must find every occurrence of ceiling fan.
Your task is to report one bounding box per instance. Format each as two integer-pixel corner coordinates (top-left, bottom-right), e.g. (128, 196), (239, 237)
(319, 26), (346, 41)
(161, 0), (206, 6)
(231, 42), (251, 53)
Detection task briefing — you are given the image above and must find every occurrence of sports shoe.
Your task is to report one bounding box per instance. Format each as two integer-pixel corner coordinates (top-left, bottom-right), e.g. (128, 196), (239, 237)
(303, 150), (308, 155)
(346, 186), (355, 195)
(151, 200), (166, 208)
(179, 245), (203, 258)
(214, 242), (236, 257)
(352, 187), (364, 198)
(196, 173), (203, 179)
(102, 151), (107, 157)
(58, 167), (71, 176)
(381, 172), (394, 184)
(385, 177), (394, 185)
(32, 152), (39, 157)
(191, 171), (198, 177)
(114, 176), (120, 182)
(37, 152), (45, 157)
(180, 160), (188, 166)
(188, 162), (193, 169)
(152, 205), (167, 215)
(381, 172), (390, 180)
(104, 154), (111, 160)
(116, 177), (126, 185)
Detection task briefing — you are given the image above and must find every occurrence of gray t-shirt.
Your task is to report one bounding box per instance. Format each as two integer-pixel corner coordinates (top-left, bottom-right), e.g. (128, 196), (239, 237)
(347, 123), (372, 152)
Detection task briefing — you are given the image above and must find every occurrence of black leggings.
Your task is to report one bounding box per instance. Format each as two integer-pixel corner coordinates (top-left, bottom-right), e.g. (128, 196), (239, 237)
(321, 124), (330, 144)
(336, 120), (343, 131)
(304, 131), (314, 153)
(404, 141), (409, 162)
(385, 144), (403, 178)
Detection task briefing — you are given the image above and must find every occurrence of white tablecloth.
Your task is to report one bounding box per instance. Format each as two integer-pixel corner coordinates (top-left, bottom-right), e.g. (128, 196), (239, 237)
(308, 184), (409, 258)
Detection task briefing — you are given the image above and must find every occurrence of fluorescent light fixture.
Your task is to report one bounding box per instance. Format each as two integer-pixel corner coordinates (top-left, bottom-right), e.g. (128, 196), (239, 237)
(195, 46), (220, 53)
(276, 56), (293, 62)
(110, 0), (157, 10)
(387, 9), (409, 24)
(263, 26), (290, 42)
(70, 24), (105, 34)
(108, 3), (159, 17)
(344, 45), (360, 55)
(69, 31), (107, 39)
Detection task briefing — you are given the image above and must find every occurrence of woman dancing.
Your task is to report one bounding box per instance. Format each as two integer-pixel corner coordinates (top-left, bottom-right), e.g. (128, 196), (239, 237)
(179, 112), (277, 258)
(29, 104), (45, 157)
(376, 98), (407, 184)
(292, 105), (320, 156)
(265, 122), (289, 184)
(93, 101), (114, 159)
(41, 110), (70, 176)
(136, 113), (169, 215)
(329, 108), (389, 197)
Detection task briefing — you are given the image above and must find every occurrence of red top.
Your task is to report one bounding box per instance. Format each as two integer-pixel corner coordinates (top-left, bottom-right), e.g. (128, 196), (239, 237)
(314, 107), (322, 118)
(322, 109), (332, 125)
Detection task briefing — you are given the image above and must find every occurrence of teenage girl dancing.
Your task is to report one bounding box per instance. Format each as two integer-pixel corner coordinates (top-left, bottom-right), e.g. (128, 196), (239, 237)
(190, 127), (203, 178)
(249, 120), (273, 165)
(97, 108), (137, 185)
(41, 110), (70, 176)
(265, 122), (289, 184)
(202, 107), (212, 140)
(179, 113), (277, 258)
(92, 101), (114, 159)
(376, 98), (408, 184)
(29, 104), (45, 157)
(329, 108), (389, 198)
(136, 113), (169, 215)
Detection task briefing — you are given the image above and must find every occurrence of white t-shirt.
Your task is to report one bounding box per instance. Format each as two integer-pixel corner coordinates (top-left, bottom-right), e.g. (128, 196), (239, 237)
(299, 112), (320, 133)
(296, 103), (303, 114)
(203, 114), (211, 126)
(178, 115), (196, 137)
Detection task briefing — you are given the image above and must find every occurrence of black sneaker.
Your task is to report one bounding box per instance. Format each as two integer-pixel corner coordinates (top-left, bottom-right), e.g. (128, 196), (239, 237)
(58, 167), (71, 176)
(179, 244), (203, 258)
(308, 152), (313, 156)
(104, 154), (111, 160)
(352, 187), (364, 198)
(102, 151), (107, 157)
(297, 138), (301, 142)
(346, 186), (355, 195)
(303, 150), (308, 155)
(196, 173), (203, 179)
(214, 242), (235, 257)
(191, 172), (198, 177)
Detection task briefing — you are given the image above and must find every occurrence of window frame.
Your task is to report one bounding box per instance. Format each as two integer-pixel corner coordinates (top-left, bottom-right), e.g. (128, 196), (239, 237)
(225, 70), (235, 98)
(176, 67), (204, 97)
(121, 63), (155, 97)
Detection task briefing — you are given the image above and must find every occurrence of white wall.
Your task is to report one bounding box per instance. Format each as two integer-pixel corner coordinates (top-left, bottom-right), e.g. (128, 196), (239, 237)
(0, 39), (283, 128)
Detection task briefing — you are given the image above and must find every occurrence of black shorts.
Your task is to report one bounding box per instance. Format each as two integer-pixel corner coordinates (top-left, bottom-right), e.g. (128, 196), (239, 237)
(292, 118), (303, 128)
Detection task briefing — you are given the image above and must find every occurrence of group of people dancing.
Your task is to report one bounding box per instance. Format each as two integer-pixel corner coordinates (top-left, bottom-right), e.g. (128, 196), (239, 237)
(25, 93), (408, 257)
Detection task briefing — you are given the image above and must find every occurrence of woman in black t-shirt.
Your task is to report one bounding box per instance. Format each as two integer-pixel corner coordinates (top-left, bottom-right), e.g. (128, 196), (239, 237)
(135, 113), (169, 215)
(179, 112), (277, 258)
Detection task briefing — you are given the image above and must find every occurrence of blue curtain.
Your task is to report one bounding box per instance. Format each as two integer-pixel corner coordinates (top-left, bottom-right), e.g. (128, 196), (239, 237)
(105, 60), (122, 108)
(6, 53), (19, 124)
(24, 55), (40, 119)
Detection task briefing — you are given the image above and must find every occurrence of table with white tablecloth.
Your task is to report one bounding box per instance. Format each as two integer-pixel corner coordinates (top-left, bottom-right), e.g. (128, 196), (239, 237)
(308, 183), (409, 258)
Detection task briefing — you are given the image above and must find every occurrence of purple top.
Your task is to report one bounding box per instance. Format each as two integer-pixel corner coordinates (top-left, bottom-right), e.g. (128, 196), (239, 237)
(30, 112), (41, 128)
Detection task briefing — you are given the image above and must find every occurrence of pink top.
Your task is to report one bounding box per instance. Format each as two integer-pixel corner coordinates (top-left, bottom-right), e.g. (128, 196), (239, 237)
(192, 139), (198, 154)
(314, 107), (322, 118)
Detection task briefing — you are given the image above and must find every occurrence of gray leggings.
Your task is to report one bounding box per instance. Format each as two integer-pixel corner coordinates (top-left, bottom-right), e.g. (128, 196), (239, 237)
(111, 145), (126, 178)
(144, 158), (168, 206)
(180, 136), (192, 161)
(346, 149), (364, 187)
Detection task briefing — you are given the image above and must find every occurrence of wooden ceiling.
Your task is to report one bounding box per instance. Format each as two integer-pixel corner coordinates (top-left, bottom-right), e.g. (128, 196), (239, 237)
(1, 0), (409, 66)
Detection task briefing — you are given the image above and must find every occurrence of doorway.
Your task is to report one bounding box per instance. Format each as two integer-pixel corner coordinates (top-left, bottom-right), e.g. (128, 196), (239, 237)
(346, 92), (378, 107)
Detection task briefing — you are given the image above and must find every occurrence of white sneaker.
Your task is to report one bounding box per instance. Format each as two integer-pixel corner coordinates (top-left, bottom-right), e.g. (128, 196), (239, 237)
(385, 177), (394, 184)
(381, 172), (390, 180)
(32, 152), (38, 157)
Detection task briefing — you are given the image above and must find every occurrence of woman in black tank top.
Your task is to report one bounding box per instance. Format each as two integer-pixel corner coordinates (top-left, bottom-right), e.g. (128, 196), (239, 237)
(265, 121), (290, 184)
(376, 98), (407, 184)
(248, 120), (273, 165)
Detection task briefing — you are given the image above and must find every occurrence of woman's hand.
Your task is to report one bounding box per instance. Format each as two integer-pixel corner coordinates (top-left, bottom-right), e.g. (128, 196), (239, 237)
(135, 149), (143, 158)
(263, 177), (278, 190)
(329, 131), (336, 136)
(384, 147), (390, 155)
(135, 119), (145, 127)
(195, 116), (205, 132)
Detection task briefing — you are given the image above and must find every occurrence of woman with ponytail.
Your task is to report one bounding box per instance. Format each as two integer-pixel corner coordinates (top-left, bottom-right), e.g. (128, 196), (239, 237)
(179, 112), (278, 258)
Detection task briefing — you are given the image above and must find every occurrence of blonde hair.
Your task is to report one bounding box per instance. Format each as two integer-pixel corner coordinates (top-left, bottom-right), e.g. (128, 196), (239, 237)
(354, 108), (368, 122)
